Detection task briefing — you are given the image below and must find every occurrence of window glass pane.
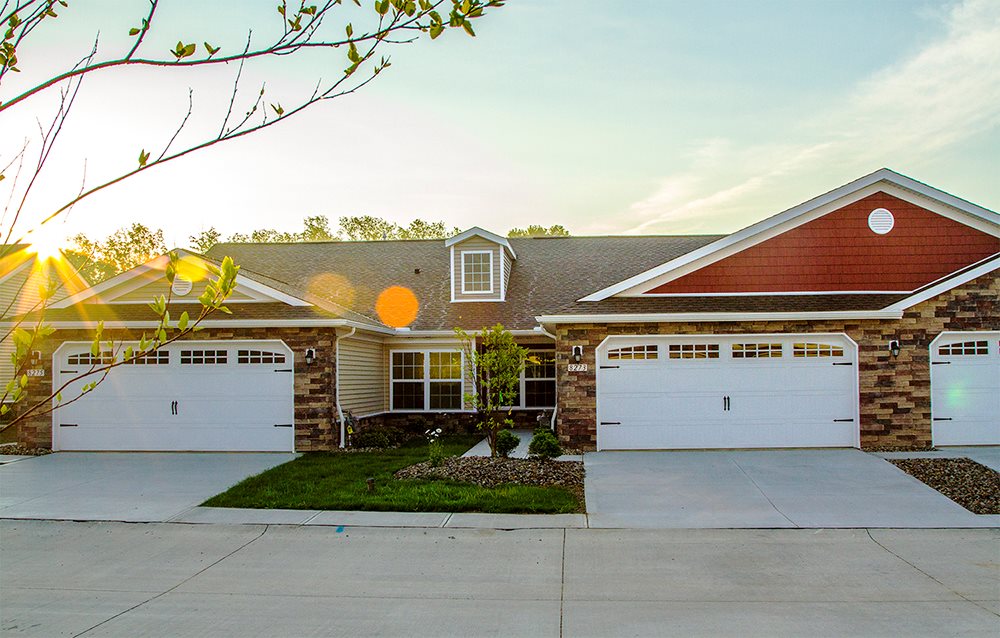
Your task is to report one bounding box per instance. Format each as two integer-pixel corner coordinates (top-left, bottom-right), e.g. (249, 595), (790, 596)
(429, 381), (462, 409)
(667, 343), (719, 359)
(429, 352), (461, 380)
(525, 380), (556, 408)
(607, 345), (658, 360)
(525, 350), (555, 378)
(938, 340), (989, 356)
(462, 252), (492, 292)
(392, 382), (424, 410)
(392, 352), (424, 379)
(732, 343), (783, 359)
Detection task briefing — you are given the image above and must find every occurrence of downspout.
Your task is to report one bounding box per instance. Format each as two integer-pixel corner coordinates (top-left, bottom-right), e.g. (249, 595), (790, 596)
(334, 327), (356, 448)
(536, 324), (559, 431)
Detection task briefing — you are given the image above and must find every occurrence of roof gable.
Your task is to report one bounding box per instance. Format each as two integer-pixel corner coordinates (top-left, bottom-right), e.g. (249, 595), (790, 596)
(445, 227), (516, 259)
(581, 169), (1000, 301)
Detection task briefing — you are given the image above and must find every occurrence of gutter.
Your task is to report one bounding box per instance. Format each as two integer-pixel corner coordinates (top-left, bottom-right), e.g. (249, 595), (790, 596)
(534, 324), (559, 431)
(334, 327), (356, 448)
(534, 310), (904, 324)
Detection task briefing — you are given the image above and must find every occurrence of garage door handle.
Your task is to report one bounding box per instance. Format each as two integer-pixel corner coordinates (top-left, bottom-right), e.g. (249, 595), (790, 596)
(273, 423), (293, 428)
(931, 361), (950, 365)
(933, 417), (953, 421)
(274, 368), (293, 372)
(833, 418), (854, 422)
(600, 421), (621, 426)
(832, 362), (853, 366)
(60, 423), (78, 427)
(600, 365), (620, 369)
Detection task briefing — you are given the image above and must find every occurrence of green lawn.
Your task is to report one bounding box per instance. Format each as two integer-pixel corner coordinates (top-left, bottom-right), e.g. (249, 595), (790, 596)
(203, 435), (581, 514)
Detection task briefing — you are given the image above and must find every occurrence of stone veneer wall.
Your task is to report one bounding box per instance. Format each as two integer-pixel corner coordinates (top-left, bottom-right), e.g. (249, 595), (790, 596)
(18, 327), (338, 451)
(553, 272), (999, 451)
(358, 410), (549, 438)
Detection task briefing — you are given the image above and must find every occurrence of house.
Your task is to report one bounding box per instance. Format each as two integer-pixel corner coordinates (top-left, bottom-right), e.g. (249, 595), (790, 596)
(12, 169), (1000, 452)
(1, 246), (90, 406)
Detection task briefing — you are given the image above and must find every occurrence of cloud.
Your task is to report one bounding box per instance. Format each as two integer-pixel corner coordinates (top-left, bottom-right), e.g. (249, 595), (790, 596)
(623, 0), (1000, 234)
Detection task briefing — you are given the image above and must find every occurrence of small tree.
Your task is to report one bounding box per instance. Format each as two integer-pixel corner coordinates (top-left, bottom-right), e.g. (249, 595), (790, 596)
(456, 324), (527, 457)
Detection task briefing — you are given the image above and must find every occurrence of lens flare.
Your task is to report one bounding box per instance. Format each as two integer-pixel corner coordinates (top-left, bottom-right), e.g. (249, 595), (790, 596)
(375, 286), (418, 328)
(24, 225), (65, 261)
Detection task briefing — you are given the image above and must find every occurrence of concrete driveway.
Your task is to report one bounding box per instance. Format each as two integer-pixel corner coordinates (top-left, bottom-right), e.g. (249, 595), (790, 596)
(585, 449), (1000, 529)
(0, 452), (295, 522)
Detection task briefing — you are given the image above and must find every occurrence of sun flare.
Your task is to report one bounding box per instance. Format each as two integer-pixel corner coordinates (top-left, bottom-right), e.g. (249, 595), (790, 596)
(24, 226), (66, 261)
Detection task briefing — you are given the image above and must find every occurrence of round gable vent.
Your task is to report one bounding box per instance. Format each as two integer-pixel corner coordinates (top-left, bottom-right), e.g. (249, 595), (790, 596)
(171, 275), (193, 296)
(868, 208), (894, 234)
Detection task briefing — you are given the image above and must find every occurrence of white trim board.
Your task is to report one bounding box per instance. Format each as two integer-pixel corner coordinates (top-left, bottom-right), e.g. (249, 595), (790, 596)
(884, 257), (1000, 312)
(445, 226), (517, 259)
(580, 169), (1000, 302)
(535, 310), (903, 324)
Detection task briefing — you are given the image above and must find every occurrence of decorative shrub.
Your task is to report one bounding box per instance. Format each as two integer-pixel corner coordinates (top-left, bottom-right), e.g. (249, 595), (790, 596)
(494, 429), (520, 458)
(528, 429), (562, 461)
(352, 427), (405, 449)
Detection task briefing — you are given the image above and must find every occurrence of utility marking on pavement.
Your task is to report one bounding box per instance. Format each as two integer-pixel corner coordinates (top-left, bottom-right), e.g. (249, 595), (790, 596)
(336, 525), (345, 533)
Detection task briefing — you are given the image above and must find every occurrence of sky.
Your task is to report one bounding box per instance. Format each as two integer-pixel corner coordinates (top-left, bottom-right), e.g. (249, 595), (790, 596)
(2, 0), (999, 250)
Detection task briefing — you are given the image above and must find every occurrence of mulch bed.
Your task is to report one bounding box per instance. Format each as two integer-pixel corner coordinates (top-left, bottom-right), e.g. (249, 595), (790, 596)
(0, 444), (51, 456)
(395, 456), (585, 501)
(889, 458), (1000, 515)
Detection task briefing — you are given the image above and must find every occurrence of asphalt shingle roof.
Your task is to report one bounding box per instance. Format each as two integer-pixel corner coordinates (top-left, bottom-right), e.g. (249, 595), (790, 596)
(207, 235), (725, 330)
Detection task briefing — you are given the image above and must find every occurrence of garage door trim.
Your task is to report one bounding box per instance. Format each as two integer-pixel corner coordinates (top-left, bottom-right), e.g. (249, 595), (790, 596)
(929, 330), (1000, 447)
(51, 339), (296, 452)
(595, 332), (860, 450)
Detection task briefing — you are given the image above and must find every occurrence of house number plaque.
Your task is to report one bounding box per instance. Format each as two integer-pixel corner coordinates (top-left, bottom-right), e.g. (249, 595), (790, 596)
(567, 363), (588, 372)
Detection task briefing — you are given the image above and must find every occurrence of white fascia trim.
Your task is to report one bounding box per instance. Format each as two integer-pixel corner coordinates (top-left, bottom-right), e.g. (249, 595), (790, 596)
(883, 258), (1000, 312)
(535, 310), (903, 324)
(52, 254), (170, 308)
(580, 169), (1000, 302)
(640, 290), (912, 297)
(0, 258), (32, 287)
(21, 318), (394, 333)
(445, 226), (517, 259)
(392, 329), (550, 338)
(449, 246), (456, 302)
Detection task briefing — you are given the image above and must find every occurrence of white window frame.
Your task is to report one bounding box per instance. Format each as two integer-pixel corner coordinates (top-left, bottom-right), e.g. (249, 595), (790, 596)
(389, 349), (467, 412)
(461, 250), (494, 295)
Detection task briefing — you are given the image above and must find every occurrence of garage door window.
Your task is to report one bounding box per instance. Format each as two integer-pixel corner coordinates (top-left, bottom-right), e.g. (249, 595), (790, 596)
(668, 343), (719, 359)
(607, 345), (658, 360)
(237, 349), (285, 364)
(732, 343), (782, 359)
(124, 350), (170, 365)
(67, 352), (116, 366)
(793, 342), (845, 358)
(181, 349), (228, 365)
(938, 340), (989, 356)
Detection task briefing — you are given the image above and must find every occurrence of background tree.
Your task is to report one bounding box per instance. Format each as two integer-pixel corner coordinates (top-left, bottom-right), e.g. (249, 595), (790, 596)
(0, 0), (504, 431)
(508, 224), (570, 237)
(456, 324), (527, 457)
(338, 215), (458, 240)
(66, 223), (166, 283)
(188, 227), (222, 254)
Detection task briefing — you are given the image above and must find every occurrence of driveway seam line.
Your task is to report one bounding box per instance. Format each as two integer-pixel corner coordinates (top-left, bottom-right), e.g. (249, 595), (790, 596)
(70, 524), (272, 637)
(300, 511), (322, 525)
(559, 527), (566, 638)
(441, 513), (453, 527)
(729, 455), (798, 528)
(864, 528), (1000, 618)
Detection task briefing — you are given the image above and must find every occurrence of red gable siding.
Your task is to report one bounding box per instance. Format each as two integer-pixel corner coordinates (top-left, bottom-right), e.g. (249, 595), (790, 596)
(646, 192), (999, 294)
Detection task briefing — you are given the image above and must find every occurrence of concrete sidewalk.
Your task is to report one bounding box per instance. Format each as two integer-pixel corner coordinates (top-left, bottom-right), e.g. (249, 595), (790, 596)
(3, 520), (998, 637)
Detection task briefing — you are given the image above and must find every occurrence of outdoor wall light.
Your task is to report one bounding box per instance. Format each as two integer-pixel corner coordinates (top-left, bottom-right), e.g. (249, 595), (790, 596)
(304, 348), (316, 365)
(571, 346), (584, 363)
(888, 340), (901, 358)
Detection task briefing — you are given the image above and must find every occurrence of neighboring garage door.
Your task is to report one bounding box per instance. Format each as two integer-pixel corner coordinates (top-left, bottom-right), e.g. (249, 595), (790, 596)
(931, 332), (1000, 446)
(53, 340), (295, 452)
(597, 334), (858, 450)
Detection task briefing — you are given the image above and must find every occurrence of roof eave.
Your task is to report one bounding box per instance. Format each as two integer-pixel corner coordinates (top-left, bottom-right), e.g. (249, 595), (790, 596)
(535, 310), (904, 324)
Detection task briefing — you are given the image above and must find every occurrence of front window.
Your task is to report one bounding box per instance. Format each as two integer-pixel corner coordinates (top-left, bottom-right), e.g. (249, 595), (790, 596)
(461, 251), (493, 293)
(522, 349), (556, 408)
(391, 350), (464, 411)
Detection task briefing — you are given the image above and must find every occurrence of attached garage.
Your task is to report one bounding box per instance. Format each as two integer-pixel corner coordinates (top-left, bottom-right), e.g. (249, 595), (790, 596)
(52, 340), (295, 452)
(596, 334), (859, 450)
(930, 332), (1000, 446)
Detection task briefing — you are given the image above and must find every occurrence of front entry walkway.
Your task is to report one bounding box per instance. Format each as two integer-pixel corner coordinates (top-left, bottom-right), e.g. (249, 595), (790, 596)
(584, 449), (1000, 529)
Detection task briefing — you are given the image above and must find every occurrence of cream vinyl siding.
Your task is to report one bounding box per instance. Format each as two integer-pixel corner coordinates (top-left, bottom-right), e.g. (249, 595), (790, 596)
(338, 334), (387, 416)
(91, 275), (256, 303)
(452, 236), (502, 302)
(1, 262), (75, 387)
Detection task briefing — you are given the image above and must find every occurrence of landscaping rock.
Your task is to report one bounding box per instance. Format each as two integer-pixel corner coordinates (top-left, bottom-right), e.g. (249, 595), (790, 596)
(395, 456), (584, 492)
(0, 444), (51, 456)
(889, 457), (1000, 515)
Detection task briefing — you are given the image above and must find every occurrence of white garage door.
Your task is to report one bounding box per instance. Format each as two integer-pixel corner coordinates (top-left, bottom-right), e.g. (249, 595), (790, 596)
(597, 334), (858, 450)
(931, 332), (1000, 446)
(53, 340), (295, 452)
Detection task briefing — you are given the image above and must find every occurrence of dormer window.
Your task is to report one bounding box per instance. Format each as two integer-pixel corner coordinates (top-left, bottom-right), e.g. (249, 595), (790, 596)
(462, 251), (494, 294)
